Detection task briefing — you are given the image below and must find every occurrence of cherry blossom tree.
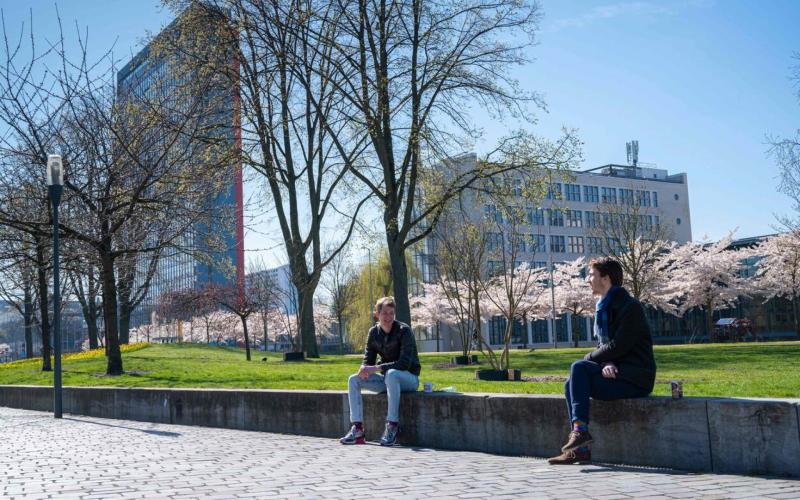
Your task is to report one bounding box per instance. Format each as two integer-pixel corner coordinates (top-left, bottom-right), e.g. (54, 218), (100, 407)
(552, 257), (595, 347)
(752, 231), (800, 337)
(411, 284), (455, 353)
(668, 235), (751, 339)
(479, 263), (548, 370)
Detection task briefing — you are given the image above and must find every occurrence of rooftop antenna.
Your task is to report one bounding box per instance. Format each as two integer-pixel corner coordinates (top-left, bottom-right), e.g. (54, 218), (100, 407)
(626, 140), (639, 167)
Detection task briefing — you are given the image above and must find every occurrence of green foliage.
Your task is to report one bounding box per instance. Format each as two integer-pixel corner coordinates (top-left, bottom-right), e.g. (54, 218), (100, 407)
(344, 249), (421, 351)
(1, 342), (798, 398)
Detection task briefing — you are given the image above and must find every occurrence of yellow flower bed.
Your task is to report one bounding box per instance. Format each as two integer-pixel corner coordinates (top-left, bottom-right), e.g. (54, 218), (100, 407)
(0, 342), (151, 369)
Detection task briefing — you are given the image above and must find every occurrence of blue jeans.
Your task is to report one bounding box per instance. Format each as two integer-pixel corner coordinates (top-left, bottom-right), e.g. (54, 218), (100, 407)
(564, 360), (650, 424)
(348, 369), (419, 423)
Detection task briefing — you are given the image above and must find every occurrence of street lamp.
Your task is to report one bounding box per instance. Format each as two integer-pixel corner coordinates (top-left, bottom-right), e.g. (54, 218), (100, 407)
(47, 154), (64, 419)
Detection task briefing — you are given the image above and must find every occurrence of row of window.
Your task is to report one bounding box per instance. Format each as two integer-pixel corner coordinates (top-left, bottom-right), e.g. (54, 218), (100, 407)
(485, 234), (645, 255)
(488, 205), (661, 229)
(548, 183), (659, 207)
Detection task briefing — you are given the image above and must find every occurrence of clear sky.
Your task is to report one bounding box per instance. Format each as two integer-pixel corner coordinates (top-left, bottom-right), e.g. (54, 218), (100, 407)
(1, 0), (798, 266)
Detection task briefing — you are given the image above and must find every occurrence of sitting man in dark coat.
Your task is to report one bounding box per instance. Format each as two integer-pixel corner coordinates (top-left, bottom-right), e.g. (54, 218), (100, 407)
(549, 257), (657, 465)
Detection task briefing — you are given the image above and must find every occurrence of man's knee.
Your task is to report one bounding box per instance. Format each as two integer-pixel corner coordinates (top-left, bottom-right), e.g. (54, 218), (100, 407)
(348, 373), (361, 387)
(570, 359), (592, 374)
(384, 369), (399, 383)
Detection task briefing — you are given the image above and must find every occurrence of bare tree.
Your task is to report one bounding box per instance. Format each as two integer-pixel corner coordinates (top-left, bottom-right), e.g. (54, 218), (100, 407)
(324, 0), (580, 324)
(774, 53), (800, 227)
(589, 191), (676, 307)
(0, 228), (38, 358)
(160, 1), (372, 358)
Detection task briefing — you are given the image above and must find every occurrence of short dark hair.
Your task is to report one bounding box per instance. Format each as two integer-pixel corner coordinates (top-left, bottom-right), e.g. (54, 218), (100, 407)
(589, 257), (624, 286)
(374, 296), (396, 314)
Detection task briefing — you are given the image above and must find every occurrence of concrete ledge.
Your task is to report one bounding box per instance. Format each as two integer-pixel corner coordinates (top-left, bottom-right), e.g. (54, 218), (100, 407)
(1, 385), (798, 478)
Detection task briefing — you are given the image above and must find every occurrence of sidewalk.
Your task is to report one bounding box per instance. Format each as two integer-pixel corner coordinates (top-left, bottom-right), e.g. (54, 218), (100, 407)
(1, 407), (797, 499)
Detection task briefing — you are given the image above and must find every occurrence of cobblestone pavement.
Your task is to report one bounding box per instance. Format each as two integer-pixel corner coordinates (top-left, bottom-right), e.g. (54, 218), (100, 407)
(1, 407), (798, 499)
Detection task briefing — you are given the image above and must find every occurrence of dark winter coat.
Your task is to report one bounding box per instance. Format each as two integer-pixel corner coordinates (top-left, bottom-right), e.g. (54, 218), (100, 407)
(362, 320), (422, 376)
(584, 287), (657, 392)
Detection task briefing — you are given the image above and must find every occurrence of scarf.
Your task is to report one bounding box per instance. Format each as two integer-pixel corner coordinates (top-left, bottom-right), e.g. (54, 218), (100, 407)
(594, 286), (620, 344)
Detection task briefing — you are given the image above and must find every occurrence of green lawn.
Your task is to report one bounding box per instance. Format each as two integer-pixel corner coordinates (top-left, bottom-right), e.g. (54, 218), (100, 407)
(1, 341), (798, 398)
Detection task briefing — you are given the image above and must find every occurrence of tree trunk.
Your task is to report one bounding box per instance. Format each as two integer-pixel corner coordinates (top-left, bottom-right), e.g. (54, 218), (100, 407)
(793, 294), (800, 338)
(35, 241), (52, 372)
(386, 236), (411, 324)
(268, 311), (269, 354)
(100, 251), (123, 375)
(706, 300), (715, 343)
(296, 287), (319, 358)
(337, 311), (345, 355)
(119, 304), (131, 346)
(23, 284), (34, 359)
(241, 315), (251, 361)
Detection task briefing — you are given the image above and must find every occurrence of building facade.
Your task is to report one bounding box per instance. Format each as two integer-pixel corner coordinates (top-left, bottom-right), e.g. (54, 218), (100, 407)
(118, 7), (244, 329)
(415, 154), (693, 352)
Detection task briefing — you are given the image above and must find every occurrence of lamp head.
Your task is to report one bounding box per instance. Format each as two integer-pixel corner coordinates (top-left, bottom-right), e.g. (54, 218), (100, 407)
(46, 155), (63, 186)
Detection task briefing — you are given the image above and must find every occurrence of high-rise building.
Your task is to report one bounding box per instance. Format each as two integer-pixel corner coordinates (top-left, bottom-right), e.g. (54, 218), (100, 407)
(414, 154), (693, 352)
(118, 6), (244, 328)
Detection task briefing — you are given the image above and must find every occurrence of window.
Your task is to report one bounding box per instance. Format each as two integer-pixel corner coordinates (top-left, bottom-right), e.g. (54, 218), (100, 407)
(566, 210), (583, 228)
(587, 237), (603, 254)
(568, 236), (585, 253)
(489, 317), (525, 345)
(607, 238), (621, 253)
(483, 204), (503, 223)
(550, 235), (566, 253)
(529, 234), (546, 252)
(565, 183), (581, 201)
(531, 261), (548, 269)
(652, 192), (658, 207)
(486, 232), (503, 251)
(546, 182), (562, 200)
(674, 193), (679, 201)
(527, 207), (545, 226)
(489, 316), (505, 345)
(585, 211), (599, 228)
(676, 218), (682, 225)
(512, 235), (526, 253)
(583, 185), (599, 203)
(487, 260), (504, 275)
(601, 187), (617, 204)
(619, 188), (635, 205)
(513, 178), (522, 197)
(548, 209), (564, 227)
(637, 190), (651, 207)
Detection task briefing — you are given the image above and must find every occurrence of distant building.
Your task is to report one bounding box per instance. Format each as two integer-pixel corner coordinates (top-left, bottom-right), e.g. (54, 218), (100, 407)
(118, 6), (244, 328)
(247, 264), (298, 315)
(414, 153), (693, 352)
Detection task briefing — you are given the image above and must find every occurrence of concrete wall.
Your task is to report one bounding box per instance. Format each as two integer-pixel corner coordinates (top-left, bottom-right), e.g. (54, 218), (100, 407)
(1, 386), (797, 478)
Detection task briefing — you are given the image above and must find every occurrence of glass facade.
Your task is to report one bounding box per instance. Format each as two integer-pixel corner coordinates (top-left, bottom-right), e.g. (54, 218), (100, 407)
(120, 10), (244, 328)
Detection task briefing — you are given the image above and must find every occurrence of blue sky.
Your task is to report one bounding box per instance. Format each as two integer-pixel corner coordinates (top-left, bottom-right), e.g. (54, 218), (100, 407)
(1, 0), (798, 265)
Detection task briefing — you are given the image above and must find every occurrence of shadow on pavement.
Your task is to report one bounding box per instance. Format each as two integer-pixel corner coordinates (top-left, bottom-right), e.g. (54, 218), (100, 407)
(579, 463), (694, 476)
(63, 417), (182, 437)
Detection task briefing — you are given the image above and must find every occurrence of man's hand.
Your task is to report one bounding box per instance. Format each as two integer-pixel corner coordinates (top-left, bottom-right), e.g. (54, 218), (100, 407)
(358, 365), (379, 380)
(601, 362), (618, 379)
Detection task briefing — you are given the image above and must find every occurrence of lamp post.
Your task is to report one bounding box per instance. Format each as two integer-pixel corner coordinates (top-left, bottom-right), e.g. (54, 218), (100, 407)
(47, 154), (64, 419)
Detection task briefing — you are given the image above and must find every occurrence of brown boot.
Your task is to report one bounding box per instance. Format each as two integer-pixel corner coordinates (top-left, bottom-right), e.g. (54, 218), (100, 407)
(561, 430), (593, 452)
(547, 449), (591, 465)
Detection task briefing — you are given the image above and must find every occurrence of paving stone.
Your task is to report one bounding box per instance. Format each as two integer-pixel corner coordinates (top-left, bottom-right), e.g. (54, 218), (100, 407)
(1, 406), (798, 499)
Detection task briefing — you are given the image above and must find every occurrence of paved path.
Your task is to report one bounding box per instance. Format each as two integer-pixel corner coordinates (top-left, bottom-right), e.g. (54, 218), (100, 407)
(1, 407), (798, 499)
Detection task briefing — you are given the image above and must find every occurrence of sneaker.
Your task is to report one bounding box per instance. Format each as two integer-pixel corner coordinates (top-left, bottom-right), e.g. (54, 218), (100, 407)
(339, 425), (365, 445)
(379, 422), (399, 446)
(561, 430), (593, 452)
(548, 449), (591, 465)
